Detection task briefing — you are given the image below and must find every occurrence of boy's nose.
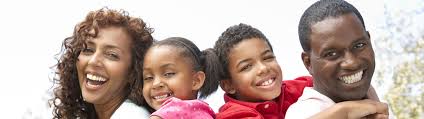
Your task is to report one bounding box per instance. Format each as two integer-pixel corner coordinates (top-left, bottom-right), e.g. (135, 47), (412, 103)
(257, 62), (270, 76)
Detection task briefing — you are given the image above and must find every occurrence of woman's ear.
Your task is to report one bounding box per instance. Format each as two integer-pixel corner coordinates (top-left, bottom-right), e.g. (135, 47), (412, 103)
(192, 71), (206, 91)
(301, 52), (313, 75)
(220, 79), (236, 94)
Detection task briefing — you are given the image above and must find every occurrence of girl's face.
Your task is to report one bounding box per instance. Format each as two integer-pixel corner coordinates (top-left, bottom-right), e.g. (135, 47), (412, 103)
(76, 27), (132, 105)
(142, 46), (203, 110)
(222, 38), (282, 102)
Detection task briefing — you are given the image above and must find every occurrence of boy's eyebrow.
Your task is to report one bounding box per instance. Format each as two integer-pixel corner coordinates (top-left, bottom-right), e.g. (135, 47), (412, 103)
(261, 49), (272, 55)
(236, 58), (251, 68)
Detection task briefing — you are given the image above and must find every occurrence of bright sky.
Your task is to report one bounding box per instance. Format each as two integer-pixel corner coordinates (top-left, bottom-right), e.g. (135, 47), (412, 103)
(0, 0), (385, 118)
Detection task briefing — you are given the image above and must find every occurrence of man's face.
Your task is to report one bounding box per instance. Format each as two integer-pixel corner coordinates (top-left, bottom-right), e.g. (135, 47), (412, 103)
(303, 13), (375, 102)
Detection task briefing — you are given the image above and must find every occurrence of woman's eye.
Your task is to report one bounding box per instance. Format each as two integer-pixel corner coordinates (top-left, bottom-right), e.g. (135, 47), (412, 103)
(106, 51), (120, 60)
(81, 48), (94, 55)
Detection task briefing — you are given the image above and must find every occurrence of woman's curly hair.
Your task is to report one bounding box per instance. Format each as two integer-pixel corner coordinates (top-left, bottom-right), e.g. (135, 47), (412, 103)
(50, 8), (153, 119)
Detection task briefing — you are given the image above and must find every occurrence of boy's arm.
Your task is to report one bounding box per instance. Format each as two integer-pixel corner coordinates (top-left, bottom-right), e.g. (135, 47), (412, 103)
(308, 99), (389, 119)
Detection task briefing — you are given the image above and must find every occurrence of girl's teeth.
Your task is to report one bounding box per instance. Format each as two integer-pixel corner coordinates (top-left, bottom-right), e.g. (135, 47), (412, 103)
(339, 71), (363, 84)
(154, 94), (170, 99)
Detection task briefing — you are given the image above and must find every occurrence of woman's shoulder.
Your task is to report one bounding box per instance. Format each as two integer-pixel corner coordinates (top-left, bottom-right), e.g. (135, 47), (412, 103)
(111, 100), (150, 119)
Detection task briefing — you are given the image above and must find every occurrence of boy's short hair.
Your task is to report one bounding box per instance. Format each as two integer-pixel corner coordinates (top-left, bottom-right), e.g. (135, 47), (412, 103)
(214, 23), (273, 80)
(298, 0), (366, 52)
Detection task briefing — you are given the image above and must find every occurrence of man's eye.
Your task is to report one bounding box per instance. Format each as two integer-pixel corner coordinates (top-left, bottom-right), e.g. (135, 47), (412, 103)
(354, 43), (366, 49)
(324, 52), (337, 57)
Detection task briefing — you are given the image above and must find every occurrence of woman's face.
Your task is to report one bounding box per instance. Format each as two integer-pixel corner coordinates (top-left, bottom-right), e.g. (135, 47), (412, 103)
(76, 27), (133, 105)
(142, 46), (199, 110)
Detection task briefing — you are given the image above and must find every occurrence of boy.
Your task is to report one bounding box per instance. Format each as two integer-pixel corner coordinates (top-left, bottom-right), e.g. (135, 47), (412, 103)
(286, 0), (389, 118)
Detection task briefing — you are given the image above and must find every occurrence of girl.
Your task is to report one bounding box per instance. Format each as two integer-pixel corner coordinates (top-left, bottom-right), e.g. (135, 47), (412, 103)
(50, 8), (153, 119)
(142, 37), (221, 119)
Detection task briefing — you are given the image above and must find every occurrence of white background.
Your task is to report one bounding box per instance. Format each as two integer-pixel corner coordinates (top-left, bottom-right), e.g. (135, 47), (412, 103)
(0, 0), (384, 118)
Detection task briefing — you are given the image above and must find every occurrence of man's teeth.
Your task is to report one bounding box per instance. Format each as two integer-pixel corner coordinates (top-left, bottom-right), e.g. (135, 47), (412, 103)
(154, 94), (171, 99)
(87, 74), (106, 81)
(260, 78), (274, 86)
(339, 71), (363, 84)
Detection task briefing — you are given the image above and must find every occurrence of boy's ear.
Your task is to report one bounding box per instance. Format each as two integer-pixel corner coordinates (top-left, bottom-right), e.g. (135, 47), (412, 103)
(220, 79), (236, 94)
(192, 71), (206, 91)
(301, 52), (313, 75)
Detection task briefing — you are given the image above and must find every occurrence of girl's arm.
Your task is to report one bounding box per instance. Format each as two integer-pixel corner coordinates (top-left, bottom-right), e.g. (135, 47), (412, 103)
(150, 97), (215, 119)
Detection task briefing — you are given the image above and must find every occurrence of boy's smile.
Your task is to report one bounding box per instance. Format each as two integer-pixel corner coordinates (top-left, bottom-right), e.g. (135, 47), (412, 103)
(302, 13), (375, 103)
(223, 38), (282, 102)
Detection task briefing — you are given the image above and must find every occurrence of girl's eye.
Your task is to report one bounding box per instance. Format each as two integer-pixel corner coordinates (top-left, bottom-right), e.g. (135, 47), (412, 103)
(353, 43), (366, 49)
(240, 64), (252, 72)
(143, 76), (153, 81)
(163, 72), (175, 78)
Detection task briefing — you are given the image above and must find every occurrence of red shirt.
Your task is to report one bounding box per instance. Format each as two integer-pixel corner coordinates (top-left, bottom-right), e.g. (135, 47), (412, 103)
(216, 76), (313, 119)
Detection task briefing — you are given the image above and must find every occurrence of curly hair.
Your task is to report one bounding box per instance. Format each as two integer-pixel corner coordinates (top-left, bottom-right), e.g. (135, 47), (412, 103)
(50, 8), (153, 119)
(298, 0), (366, 52)
(214, 23), (273, 80)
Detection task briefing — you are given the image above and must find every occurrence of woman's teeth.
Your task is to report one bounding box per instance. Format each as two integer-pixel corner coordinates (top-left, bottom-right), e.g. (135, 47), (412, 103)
(339, 71), (363, 84)
(86, 74), (107, 85)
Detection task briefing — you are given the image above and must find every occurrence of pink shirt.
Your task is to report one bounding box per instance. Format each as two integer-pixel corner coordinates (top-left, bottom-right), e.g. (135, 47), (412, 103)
(151, 97), (215, 119)
(285, 87), (335, 119)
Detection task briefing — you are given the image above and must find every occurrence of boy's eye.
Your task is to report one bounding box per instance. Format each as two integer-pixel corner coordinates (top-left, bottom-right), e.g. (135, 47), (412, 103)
(240, 64), (252, 72)
(353, 43), (366, 49)
(263, 55), (275, 61)
(163, 72), (175, 78)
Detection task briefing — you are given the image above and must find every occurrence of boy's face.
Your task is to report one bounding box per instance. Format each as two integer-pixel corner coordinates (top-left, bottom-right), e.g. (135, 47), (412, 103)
(222, 38), (282, 102)
(302, 13), (375, 102)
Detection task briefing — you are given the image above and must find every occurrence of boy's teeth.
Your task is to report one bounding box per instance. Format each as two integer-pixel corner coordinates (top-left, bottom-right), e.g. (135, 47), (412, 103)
(260, 78), (274, 86)
(339, 71), (363, 84)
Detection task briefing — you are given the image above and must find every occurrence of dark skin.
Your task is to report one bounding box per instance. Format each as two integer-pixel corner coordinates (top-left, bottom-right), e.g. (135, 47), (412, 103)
(302, 13), (388, 118)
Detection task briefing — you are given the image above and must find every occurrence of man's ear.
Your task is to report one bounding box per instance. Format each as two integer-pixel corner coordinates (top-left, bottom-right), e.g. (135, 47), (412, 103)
(192, 71), (206, 91)
(301, 52), (313, 75)
(220, 79), (236, 94)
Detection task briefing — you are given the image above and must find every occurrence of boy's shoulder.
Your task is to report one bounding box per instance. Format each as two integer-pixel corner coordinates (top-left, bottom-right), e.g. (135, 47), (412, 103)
(217, 101), (263, 119)
(283, 76), (313, 89)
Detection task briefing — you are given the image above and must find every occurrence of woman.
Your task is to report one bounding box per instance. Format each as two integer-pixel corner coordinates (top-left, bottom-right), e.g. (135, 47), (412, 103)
(50, 8), (153, 119)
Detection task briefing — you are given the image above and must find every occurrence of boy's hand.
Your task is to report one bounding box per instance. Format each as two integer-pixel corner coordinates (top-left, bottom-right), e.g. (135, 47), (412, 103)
(342, 99), (389, 119)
